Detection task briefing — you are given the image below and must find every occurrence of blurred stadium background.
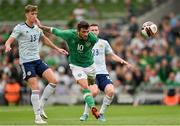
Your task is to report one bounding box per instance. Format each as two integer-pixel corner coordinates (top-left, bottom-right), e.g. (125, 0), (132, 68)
(0, 0), (180, 125)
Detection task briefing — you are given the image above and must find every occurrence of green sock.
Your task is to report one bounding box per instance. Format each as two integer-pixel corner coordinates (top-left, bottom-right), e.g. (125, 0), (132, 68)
(83, 89), (95, 108)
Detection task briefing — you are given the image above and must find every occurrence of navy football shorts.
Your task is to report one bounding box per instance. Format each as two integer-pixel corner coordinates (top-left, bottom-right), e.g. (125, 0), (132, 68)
(21, 59), (49, 80)
(96, 74), (113, 92)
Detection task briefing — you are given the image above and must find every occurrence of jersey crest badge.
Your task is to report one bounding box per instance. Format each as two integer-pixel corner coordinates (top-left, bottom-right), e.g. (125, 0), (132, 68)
(99, 44), (103, 48)
(86, 42), (91, 47)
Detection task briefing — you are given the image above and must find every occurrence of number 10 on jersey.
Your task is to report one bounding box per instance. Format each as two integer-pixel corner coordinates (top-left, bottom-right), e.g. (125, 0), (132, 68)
(77, 44), (84, 51)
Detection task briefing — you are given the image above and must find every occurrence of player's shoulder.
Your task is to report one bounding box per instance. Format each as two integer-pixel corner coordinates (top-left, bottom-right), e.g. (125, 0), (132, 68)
(66, 29), (76, 37)
(19, 22), (26, 26)
(34, 25), (42, 31)
(14, 23), (25, 29)
(34, 24), (39, 28)
(69, 29), (76, 34)
(98, 38), (109, 44)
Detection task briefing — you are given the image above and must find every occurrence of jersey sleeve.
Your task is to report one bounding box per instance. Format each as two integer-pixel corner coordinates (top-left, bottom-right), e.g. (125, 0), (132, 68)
(10, 25), (21, 39)
(40, 29), (44, 37)
(105, 40), (113, 54)
(38, 27), (44, 37)
(51, 27), (72, 41)
(89, 32), (98, 44)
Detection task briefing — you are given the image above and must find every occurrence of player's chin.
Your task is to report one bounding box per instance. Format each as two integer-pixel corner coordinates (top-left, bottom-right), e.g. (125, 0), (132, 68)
(83, 37), (88, 40)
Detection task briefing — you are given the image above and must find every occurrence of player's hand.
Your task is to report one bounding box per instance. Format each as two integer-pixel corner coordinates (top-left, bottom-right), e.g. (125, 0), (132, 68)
(57, 48), (69, 55)
(125, 62), (134, 69)
(126, 63), (139, 72)
(5, 45), (11, 53)
(35, 18), (42, 27)
(122, 61), (135, 70)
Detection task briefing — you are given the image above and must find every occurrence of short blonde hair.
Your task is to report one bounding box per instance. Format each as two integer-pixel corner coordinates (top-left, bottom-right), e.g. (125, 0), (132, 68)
(25, 4), (38, 13)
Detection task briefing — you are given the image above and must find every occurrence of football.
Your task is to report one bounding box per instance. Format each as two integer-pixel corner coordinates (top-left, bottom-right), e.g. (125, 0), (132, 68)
(141, 21), (158, 37)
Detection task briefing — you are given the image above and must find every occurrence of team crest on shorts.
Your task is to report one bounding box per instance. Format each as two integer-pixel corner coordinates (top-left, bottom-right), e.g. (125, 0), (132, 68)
(78, 73), (82, 77)
(27, 71), (31, 76)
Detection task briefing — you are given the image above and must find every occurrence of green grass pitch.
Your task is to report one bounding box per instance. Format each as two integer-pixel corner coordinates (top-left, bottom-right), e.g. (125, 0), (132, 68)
(0, 105), (179, 126)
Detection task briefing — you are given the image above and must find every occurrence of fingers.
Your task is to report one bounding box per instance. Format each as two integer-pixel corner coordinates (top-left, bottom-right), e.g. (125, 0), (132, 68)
(5, 47), (11, 53)
(35, 18), (41, 27)
(35, 18), (39, 23)
(59, 49), (68, 55)
(65, 51), (69, 55)
(63, 50), (69, 55)
(131, 65), (139, 72)
(5, 49), (9, 53)
(127, 63), (135, 70)
(121, 61), (124, 64)
(128, 64), (133, 69)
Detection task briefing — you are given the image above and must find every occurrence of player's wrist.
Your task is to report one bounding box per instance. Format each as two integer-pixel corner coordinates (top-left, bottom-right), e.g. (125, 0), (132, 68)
(5, 43), (10, 47)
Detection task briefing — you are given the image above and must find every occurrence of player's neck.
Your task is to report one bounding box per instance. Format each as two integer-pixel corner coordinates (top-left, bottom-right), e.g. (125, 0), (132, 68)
(77, 33), (81, 39)
(77, 33), (87, 41)
(25, 20), (34, 28)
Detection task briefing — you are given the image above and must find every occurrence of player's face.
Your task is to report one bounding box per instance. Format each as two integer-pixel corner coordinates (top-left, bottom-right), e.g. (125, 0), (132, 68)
(26, 11), (38, 23)
(89, 26), (99, 36)
(78, 28), (89, 40)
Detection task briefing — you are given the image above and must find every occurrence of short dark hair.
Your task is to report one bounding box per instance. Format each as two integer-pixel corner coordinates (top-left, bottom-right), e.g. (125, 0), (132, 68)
(90, 23), (99, 27)
(25, 4), (38, 13)
(77, 21), (89, 31)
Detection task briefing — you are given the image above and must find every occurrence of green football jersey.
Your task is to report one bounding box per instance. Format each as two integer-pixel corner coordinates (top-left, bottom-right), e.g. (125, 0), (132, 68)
(52, 28), (98, 67)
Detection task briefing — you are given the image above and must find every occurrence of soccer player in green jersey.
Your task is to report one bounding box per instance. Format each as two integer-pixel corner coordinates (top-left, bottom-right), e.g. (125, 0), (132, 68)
(36, 19), (100, 119)
(80, 24), (133, 122)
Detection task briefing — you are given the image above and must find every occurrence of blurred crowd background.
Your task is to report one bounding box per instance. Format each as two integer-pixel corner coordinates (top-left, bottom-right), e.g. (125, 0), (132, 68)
(0, 0), (180, 106)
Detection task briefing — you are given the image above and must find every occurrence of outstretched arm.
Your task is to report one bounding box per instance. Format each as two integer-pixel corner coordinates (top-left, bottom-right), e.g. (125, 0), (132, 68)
(109, 53), (133, 69)
(36, 18), (52, 33)
(5, 37), (15, 52)
(36, 18), (71, 41)
(39, 25), (52, 33)
(41, 35), (68, 55)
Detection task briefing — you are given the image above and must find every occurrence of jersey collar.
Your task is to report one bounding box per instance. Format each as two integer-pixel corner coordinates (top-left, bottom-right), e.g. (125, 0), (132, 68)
(25, 22), (34, 29)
